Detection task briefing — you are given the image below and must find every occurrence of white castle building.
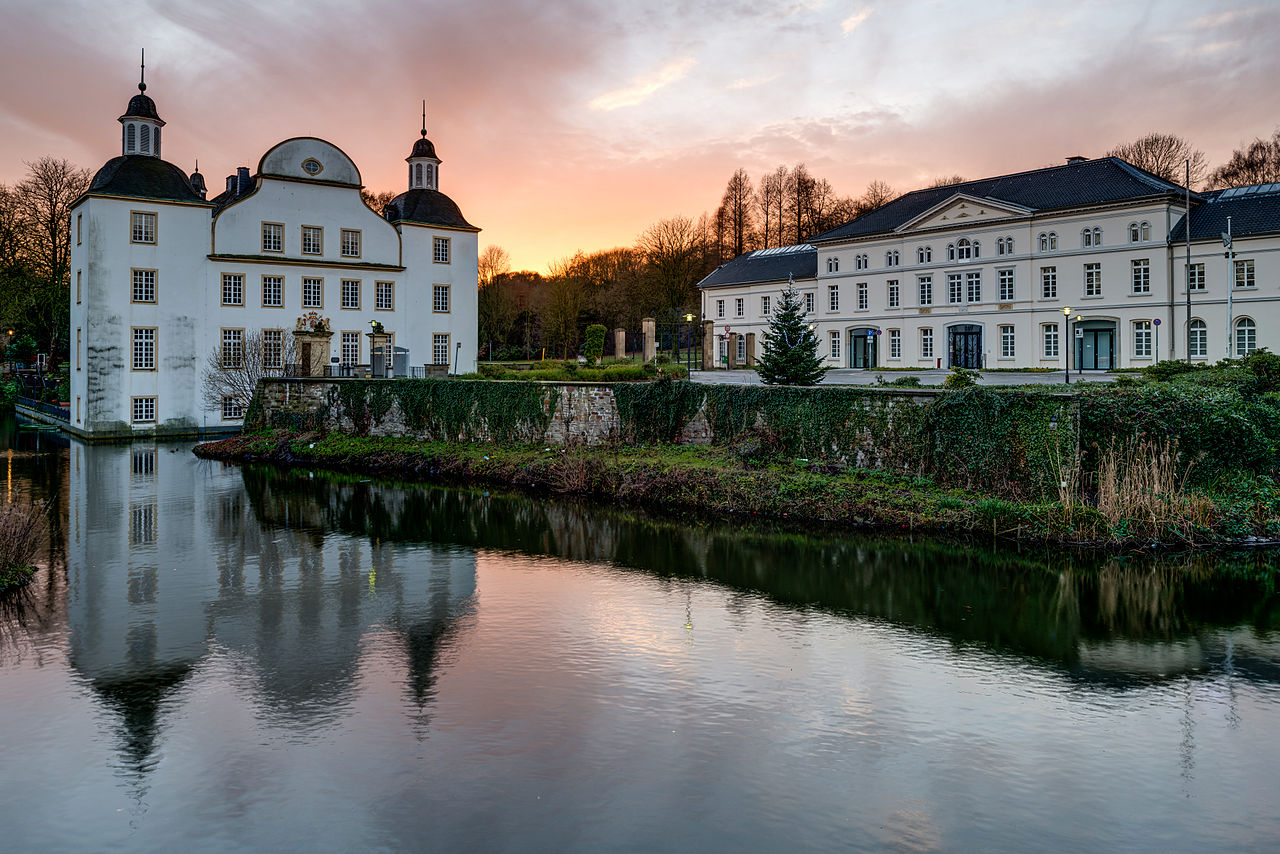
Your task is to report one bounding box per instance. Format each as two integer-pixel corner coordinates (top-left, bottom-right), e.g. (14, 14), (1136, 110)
(69, 70), (479, 437)
(700, 157), (1280, 371)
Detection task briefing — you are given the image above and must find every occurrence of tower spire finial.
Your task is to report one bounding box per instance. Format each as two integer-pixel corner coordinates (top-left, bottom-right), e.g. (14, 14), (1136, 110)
(139, 48), (146, 92)
(421, 100), (427, 138)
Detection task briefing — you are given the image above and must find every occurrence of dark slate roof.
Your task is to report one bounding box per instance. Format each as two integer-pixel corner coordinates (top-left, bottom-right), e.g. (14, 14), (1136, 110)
(87, 155), (207, 203)
(1168, 184), (1280, 242)
(698, 245), (817, 289)
(120, 91), (161, 121)
(384, 188), (475, 230)
(409, 137), (438, 160)
(812, 157), (1192, 243)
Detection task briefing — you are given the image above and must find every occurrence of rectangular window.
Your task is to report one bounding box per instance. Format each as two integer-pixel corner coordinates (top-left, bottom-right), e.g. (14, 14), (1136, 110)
(1237, 321), (1257, 356)
(716, 299), (725, 319)
(131, 268), (156, 303)
(966, 271), (982, 303)
(1133, 320), (1152, 357)
(997, 268), (1015, 301)
(1132, 259), (1151, 294)
(918, 275), (933, 306)
(76, 213), (82, 245)
(735, 297), (744, 317)
(1189, 323), (1207, 358)
(889, 329), (901, 359)
(921, 328), (934, 359)
(828, 285), (839, 312)
(221, 273), (244, 306)
(947, 273), (962, 304)
(1041, 267), (1057, 299)
(131, 397), (156, 424)
(888, 280), (899, 308)
(433, 237), (451, 263)
(262, 329), (283, 370)
(857, 282), (868, 310)
(77, 269), (82, 304)
(340, 229), (361, 258)
(130, 211), (156, 244)
(737, 335), (746, 363)
(433, 284), (450, 313)
(829, 330), (840, 359)
(1234, 259), (1255, 289)
(221, 395), (247, 420)
(341, 331), (360, 365)
(1000, 325), (1015, 358)
(303, 277), (323, 308)
(804, 292), (815, 314)
(221, 328), (244, 369)
(301, 226), (323, 255)
(132, 327), (156, 370)
(1187, 263), (1206, 291)
(261, 222), (283, 253)
(1043, 324), (1059, 358)
(433, 333), (450, 365)
(1084, 263), (1102, 297)
(76, 327), (81, 371)
(341, 279), (361, 309)
(376, 281), (395, 310)
(262, 275), (283, 307)
(761, 295), (771, 316)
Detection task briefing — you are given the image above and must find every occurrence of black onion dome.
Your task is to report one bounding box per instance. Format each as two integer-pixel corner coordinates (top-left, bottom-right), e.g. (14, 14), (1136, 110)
(409, 137), (438, 160)
(385, 188), (475, 229)
(121, 92), (161, 121)
(89, 155), (206, 202)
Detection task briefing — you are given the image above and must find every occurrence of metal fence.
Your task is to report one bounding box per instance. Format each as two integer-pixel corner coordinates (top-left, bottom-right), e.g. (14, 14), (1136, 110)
(16, 396), (70, 422)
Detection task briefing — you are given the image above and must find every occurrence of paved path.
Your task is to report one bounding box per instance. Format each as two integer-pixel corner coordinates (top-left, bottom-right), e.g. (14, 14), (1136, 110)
(689, 368), (1118, 386)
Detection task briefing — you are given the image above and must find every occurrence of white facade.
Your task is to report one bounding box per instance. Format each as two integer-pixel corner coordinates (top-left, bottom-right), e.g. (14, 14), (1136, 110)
(69, 81), (479, 437)
(700, 160), (1280, 371)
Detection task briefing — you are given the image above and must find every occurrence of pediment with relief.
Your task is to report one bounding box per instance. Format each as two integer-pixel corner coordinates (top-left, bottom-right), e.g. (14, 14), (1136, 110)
(895, 193), (1032, 233)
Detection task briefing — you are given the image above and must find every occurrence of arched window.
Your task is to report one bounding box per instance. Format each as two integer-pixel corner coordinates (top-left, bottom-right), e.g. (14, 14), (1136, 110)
(1129, 222), (1140, 242)
(1047, 232), (1057, 250)
(1140, 221), (1151, 241)
(415, 163), (423, 186)
(827, 257), (838, 273)
(947, 243), (956, 261)
(1189, 319), (1207, 358)
(1005, 235), (1013, 254)
(972, 240), (980, 258)
(956, 238), (972, 260)
(1236, 317), (1257, 356)
(425, 164), (434, 187)
(126, 124), (136, 153)
(153, 127), (160, 155)
(140, 124), (150, 153)
(408, 165), (413, 185)
(1038, 232), (1048, 252)
(1091, 227), (1101, 245)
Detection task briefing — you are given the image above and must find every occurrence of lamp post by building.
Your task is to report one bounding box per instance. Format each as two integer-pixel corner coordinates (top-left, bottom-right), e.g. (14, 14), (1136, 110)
(1061, 306), (1072, 384)
(684, 312), (695, 373)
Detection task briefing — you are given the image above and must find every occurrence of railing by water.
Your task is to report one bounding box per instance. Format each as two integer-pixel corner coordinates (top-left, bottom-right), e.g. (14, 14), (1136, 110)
(15, 396), (70, 423)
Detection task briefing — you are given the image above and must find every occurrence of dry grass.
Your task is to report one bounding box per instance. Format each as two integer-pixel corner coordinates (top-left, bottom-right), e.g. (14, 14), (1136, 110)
(0, 499), (47, 587)
(1094, 438), (1215, 539)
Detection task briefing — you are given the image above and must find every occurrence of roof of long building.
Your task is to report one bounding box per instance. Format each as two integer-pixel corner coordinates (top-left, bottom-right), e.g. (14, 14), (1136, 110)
(698, 244), (816, 289)
(1169, 182), (1280, 242)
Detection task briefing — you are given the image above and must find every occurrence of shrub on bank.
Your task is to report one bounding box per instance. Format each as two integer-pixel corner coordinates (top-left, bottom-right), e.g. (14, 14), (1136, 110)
(0, 500), (45, 589)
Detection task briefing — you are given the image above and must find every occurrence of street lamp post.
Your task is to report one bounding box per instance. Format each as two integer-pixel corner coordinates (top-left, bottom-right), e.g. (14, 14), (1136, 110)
(684, 312), (695, 373)
(1061, 306), (1072, 384)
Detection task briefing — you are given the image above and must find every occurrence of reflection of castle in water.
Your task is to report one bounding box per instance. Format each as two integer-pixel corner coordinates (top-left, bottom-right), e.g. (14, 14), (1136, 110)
(65, 442), (476, 768)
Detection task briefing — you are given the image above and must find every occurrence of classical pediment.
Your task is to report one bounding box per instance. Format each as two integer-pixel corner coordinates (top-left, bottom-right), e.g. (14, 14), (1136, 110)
(895, 193), (1032, 233)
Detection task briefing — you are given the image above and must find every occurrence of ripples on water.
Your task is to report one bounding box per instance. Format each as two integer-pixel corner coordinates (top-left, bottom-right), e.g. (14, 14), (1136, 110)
(0, 427), (1278, 852)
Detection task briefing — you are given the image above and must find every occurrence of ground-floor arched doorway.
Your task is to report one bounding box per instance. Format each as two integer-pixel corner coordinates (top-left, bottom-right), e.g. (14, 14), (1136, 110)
(947, 324), (982, 368)
(849, 327), (878, 368)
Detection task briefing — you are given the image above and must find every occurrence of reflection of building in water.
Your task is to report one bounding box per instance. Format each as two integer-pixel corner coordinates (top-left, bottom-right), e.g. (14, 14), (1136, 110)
(65, 440), (476, 768)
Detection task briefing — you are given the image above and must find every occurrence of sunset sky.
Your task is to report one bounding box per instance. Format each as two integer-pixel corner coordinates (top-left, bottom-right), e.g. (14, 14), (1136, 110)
(2, 0), (1278, 273)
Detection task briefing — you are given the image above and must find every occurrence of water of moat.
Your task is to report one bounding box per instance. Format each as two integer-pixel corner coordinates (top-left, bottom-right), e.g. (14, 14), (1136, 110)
(2, 415), (1279, 853)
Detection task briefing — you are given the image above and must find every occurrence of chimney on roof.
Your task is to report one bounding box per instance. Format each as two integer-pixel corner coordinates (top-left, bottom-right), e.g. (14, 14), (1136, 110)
(1066, 155), (1087, 165)
(237, 166), (251, 193)
(226, 175), (236, 193)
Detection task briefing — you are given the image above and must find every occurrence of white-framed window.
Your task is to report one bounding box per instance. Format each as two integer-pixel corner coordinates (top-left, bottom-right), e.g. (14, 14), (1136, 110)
(434, 284), (450, 313)
(1234, 259), (1255, 289)
(921, 327), (934, 359)
(829, 330), (840, 359)
(261, 222), (283, 253)
(955, 238), (974, 260)
(221, 396), (247, 420)
(131, 396), (156, 424)
(1133, 320), (1152, 357)
(303, 277), (323, 308)
(1084, 263), (1102, 297)
(341, 331), (361, 365)
(737, 335), (746, 363)
(76, 327), (81, 371)
(1129, 221), (1151, 243)
(132, 327), (155, 370)
(301, 225), (323, 255)
(140, 124), (151, 153)
(828, 285), (839, 312)
(761, 295), (771, 316)
(1041, 267), (1057, 299)
(131, 211), (156, 244)
(887, 280), (899, 308)
(966, 271), (982, 303)
(996, 236), (1015, 256)
(1000, 325), (1015, 358)
(221, 273), (244, 306)
(262, 276), (283, 307)
(1187, 263), (1206, 291)
(341, 279), (361, 309)
(917, 246), (932, 263)
(126, 124), (136, 153)
(857, 282), (868, 310)
(76, 269), (81, 304)
(433, 333), (450, 365)
(433, 237), (451, 263)
(1236, 317), (1257, 356)
(376, 281), (394, 310)
(889, 329), (901, 359)
(735, 297), (744, 317)
(827, 257), (839, 273)
(918, 275), (933, 306)
(947, 273), (962, 304)
(1082, 227), (1102, 247)
(885, 250), (900, 267)
(1132, 259), (1151, 294)
(1189, 319), (1207, 358)
(804, 292), (815, 314)
(1038, 231), (1057, 252)
(855, 253), (869, 270)
(716, 299), (725, 318)
(76, 213), (81, 245)
(998, 268), (1015, 301)
(340, 229), (361, 258)
(221, 328), (244, 369)
(262, 329), (283, 369)
(131, 268), (156, 303)
(1043, 323), (1059, 358)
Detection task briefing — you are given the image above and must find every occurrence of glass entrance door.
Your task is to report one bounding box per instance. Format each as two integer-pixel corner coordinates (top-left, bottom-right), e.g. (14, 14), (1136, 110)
(1076, 324), (1116, 370)
(947, 325), (982, 368)
(849, 329), (877, 368)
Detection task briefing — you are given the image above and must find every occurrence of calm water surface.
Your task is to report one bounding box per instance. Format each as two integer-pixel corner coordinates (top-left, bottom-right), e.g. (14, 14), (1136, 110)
(2, 420), (1279, 852)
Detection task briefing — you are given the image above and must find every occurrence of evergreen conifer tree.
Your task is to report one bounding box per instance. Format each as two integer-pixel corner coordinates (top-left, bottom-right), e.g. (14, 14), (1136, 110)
(756, 277), (828, 385)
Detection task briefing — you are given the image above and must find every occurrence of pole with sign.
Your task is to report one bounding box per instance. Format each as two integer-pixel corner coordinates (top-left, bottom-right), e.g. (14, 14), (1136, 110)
(1223, 217), (1234, 358)
(1153, 318), (1161, 363)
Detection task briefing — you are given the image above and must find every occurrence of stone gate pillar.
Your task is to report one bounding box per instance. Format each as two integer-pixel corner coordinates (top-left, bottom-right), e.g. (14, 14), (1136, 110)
(702, 321), (715, 370)
(613, 328), (627, 361)
(746, 332), (757, 366)
(367, 331), (391, 377)
(727, 333), (739, 369)
(641, 317), (656, 362)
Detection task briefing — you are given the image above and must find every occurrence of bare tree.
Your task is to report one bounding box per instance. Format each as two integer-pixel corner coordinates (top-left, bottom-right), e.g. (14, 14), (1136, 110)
(719, 168), (756, 258)
(1208, 130), (1280, 188)
(202, 329), (297, 414)
(638, 215), (704, 316)
(360, 189), (397, 214)
(927, 174), (967, 188)
(854, 180), (897, 216)
(756, 165), (788, 248)
(1108, 132), (1208, 188)
(543, 254), (590, 358)
(478, 245), (511, 288)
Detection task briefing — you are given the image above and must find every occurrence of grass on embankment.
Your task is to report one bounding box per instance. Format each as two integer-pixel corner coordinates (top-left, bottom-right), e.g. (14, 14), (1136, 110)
(194, 430), (1280, 548)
